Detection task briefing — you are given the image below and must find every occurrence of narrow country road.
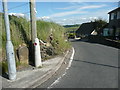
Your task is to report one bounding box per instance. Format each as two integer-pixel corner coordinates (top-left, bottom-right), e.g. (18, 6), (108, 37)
(48, 39), (119, 88)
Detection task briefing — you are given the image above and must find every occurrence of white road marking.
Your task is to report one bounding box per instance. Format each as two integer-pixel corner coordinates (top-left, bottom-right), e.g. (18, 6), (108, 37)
(66, 47), (75, 70)
(47, 47), (75, 89)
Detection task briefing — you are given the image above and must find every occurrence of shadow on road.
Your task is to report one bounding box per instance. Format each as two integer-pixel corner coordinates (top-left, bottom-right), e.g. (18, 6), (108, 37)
(73, 59), (120, 69)
(71, 36), (120, 69)
(71, 36), (120, 49)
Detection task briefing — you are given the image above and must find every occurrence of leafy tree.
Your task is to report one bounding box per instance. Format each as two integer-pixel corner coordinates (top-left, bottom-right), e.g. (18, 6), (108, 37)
(92, 18), (107, 34)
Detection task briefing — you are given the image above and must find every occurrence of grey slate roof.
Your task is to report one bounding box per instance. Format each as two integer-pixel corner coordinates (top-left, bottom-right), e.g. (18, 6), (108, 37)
(76, 22), (96, 35)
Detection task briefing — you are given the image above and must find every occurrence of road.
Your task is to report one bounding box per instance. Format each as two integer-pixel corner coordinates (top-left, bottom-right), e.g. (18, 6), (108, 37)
(37, 39), (119, 88)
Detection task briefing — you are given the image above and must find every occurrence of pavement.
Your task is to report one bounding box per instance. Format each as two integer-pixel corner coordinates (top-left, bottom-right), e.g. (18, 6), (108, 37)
(1, 49), (72, 89)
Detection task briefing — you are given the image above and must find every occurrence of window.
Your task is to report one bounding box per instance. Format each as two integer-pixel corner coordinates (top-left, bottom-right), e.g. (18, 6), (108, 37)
(103, 28), (109, 36)
(111, 13), (114, 20)
(117, 11), (120, 19)
(114, 12), (117, 19)
(110, 12), (118, 20)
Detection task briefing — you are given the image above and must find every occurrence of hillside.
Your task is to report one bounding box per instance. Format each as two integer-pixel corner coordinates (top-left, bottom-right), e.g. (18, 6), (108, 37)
(64, 24), (80, 38)
(64, 24), (80, 32)
(0, 13), (70, 73)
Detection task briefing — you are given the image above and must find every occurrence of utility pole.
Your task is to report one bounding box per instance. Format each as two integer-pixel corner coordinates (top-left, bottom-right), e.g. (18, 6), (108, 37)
(3, 0), (16, 80)
(29, 0), (42, 67)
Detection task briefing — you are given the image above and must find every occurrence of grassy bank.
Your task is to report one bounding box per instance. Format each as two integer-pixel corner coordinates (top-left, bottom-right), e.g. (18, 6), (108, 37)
(0, 13), (70, 73)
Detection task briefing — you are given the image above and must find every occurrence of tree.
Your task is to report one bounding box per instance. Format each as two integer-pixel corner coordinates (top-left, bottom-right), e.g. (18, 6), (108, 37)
(92, 18), (107, 35)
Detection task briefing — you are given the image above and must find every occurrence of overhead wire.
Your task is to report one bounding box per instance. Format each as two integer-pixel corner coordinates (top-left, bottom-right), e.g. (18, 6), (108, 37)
(8, 2), (30, 16)
(8, 2), (29, 11)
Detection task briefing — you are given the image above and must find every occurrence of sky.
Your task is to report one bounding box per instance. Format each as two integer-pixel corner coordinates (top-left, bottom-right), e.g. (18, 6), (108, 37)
(0, 1), (120, 25)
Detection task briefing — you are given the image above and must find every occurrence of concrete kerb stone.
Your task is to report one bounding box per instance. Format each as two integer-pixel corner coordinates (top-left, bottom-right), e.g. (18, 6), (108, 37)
(27, 50), (70, 88)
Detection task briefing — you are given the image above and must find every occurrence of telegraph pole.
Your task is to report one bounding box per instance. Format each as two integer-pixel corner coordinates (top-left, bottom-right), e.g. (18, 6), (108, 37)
(3, 0), (16, 80)
(29, 0), (42, 67)
(29, 0), (37, 43)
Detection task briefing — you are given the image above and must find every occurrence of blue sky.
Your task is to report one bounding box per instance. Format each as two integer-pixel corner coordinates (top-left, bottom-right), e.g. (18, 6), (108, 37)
(0, 1), (119, 25)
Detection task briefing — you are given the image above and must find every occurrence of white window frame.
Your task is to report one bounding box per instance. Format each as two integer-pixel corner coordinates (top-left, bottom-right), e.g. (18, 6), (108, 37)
(111, 13), (114, 20)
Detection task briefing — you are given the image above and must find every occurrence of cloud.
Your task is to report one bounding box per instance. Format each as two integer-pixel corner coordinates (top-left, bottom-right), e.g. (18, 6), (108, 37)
(63, 19), (67, 21)
(56, 4), (107, 10)
(89, 17), (98, 20)
(56, 6), (79, 10)
(69, 0), (119, 2)
(9, 13), (25, 17)
(79, 4), (107, 10)
(38, 16), (50, 20)
(52, 4), (107, 18)
(37, 16), (51, 22)
(52, 17), (86, 25)
(50, 15), (106, 25)
(6, 0), (119, 2)
(49, 4), (106, 18)
(49, 11), (87, 18)
(45, 4), (110, 25)
(80, 17), (87, 20)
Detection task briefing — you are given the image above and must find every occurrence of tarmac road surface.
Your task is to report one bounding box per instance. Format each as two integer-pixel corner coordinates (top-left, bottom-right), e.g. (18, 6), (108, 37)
(37, 39), (119, 88)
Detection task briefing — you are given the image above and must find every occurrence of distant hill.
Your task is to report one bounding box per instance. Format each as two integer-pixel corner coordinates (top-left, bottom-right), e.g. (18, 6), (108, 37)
(64, 24), (80, 34)
(63, 24), (80, 28)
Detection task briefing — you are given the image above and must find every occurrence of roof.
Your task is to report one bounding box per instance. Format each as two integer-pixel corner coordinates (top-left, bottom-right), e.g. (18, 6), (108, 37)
(76, 22), (96, 35)
(108, 7), (120, 14)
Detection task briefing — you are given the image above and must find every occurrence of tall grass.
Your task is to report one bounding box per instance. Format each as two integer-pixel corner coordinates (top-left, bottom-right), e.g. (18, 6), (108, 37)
(1, 13), (70, 62)
(37, 20), (70, 54)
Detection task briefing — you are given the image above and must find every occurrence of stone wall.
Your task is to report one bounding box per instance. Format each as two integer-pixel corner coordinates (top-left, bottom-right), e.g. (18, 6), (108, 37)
(17, 46), (29, 64)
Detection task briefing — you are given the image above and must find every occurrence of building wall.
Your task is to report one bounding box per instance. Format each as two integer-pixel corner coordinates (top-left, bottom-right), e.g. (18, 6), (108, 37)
(108, 19), (120, 28)
(108, 9), (120, 38)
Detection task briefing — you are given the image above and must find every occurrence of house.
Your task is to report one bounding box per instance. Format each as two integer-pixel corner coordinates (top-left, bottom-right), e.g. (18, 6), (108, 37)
(99, 23), (109, 36)
(107, 7), (120, 39)
(75, 22), (97, 37)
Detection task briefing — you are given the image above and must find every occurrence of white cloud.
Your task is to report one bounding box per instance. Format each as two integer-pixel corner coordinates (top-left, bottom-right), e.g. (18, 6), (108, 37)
(35, 3), (110, 25)
(38, 16), (50, 20)
(89, 17), (98, 20)
(49, 11), (87, 18)
(79, 4), (107, 10)
(68, 0), (119, 2)
(50, 14), (107, 25)
(49, 4), (107, 18)
(44, 7), (110, 25)
(37, 16), (51, 22)
(51, 4), (107, 18)
(80, 17), (87, 20)
(9, 13), (25, 17)
(56, 6), (79, 10)
(6, 0), (119, 2)
(56, 4), (107, 10)
(63, 19), (67, 21)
